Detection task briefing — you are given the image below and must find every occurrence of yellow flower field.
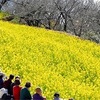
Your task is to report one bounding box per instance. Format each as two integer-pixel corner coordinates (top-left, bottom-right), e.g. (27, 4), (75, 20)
(0, 21), (100, 100)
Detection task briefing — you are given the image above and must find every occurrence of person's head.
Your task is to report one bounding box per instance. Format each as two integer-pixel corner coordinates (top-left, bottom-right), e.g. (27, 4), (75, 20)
(35, 87), (42, 96)
(43, 98), (46, 100)
(0, 72), (5, 78)
(25, 82), (31, 88)
(9, 74), (14, 80)
(54, 93), (60, 98)
(15, 76), (20, 80)
(0, 74), (4, 78)
(0, 75), (3, 78)
(69, 98), (74, 100)
(15, 79), (21, 86)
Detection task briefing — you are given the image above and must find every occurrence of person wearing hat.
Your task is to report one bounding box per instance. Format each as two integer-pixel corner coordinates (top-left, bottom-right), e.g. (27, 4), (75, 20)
(33, 87), (46, 100)
(0, 72), (11, 100)
(54, 93), (62, 100)
(20, 82), (32, 100)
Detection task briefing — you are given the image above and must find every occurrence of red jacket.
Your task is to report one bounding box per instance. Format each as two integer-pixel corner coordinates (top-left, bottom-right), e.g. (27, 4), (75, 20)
(13, 85), (22, 100)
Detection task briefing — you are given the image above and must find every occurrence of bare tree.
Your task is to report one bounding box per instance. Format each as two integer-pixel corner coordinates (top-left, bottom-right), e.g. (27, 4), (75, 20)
(1, 0), (100, 43)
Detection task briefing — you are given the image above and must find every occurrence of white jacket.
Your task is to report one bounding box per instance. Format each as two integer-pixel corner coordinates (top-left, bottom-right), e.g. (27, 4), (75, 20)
(0, 88), (8, 98)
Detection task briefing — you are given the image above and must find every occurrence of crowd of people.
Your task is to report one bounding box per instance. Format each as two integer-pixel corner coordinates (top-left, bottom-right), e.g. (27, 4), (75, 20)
(0, 72), (74, 100)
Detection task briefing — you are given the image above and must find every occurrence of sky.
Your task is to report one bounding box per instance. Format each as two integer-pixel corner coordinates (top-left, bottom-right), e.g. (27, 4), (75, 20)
(94, 0), (100, 2)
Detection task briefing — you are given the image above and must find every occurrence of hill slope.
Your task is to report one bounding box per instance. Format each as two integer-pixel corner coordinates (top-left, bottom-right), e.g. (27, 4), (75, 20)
(0, 21), (100, 100)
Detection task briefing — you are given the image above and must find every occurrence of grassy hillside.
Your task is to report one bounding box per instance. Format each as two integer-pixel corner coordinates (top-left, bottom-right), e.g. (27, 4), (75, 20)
(0, 12), (9, 19)
(0, 21), (100, 100)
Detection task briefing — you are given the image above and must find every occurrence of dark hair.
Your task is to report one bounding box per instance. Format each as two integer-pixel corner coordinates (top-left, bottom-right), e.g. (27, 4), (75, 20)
(0, 75), (3, 78)
(35, 87), (42, 93)
(69, 98), (74, 100)
(0, 72), (4, 78)
(15, 76), (20, 79)
(25, 82), (31, 88)
(54, 93), (60, 97)
(15, 79), (21, 85)
(9, 74), (14, 79)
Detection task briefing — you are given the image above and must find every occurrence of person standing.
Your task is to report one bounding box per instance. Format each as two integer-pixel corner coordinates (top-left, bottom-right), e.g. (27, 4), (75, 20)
(13, 79), (22, 100)
(10, 76), (20, 95)
(3, 74), (14, 95)
(33, 87), (46, 100)
(20, 82), (32, 100)
(54, 93), (62, 100)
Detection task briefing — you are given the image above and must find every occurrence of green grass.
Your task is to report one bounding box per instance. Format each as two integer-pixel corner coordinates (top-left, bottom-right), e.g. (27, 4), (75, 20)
(0, 11), (9, 19)
(0, 20), (100, 100)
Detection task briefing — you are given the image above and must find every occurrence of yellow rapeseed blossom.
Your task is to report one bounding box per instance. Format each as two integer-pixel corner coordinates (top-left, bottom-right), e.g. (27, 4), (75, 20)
(0, 21), (100, 99)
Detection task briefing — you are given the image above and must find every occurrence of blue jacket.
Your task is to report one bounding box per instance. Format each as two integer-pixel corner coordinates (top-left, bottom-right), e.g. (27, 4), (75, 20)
(0, 78), (3, 89)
